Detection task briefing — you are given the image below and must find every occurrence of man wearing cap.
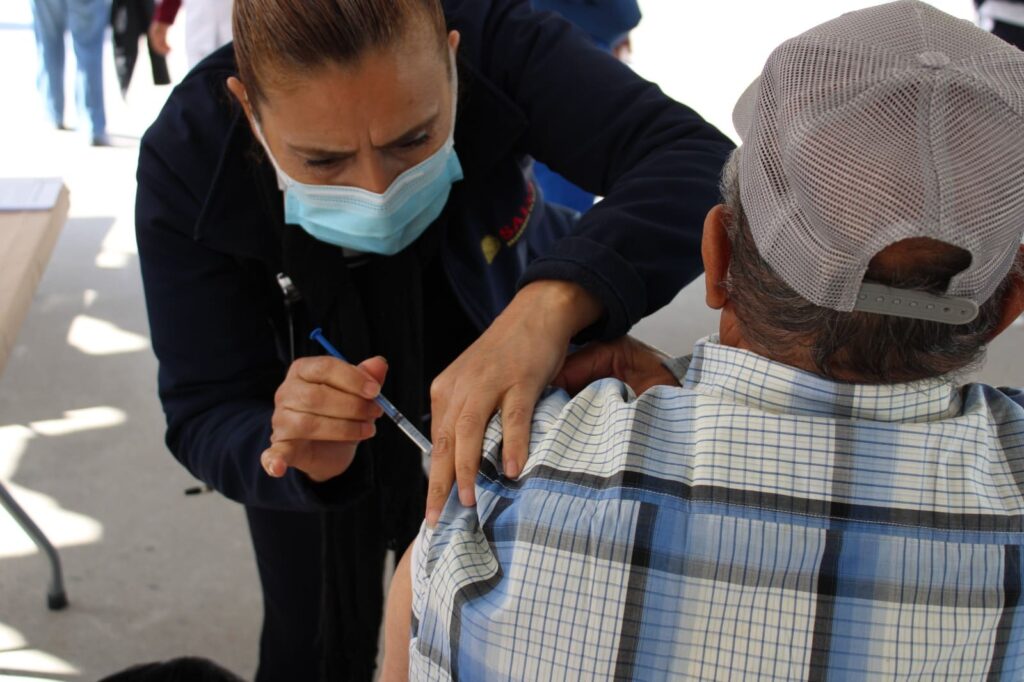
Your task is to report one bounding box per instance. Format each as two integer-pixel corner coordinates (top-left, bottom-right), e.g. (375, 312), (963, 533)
(381, 1), (1024, 679)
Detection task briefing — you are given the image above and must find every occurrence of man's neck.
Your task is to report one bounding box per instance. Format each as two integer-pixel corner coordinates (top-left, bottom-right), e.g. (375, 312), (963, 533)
(717, 306), (867, 383)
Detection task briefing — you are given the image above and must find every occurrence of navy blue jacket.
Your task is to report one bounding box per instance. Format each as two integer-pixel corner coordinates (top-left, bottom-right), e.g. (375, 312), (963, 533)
(135, 0), (733, 512)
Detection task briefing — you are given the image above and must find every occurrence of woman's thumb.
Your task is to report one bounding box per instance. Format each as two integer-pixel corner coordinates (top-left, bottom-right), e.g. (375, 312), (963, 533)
(358, 356), (389, 385)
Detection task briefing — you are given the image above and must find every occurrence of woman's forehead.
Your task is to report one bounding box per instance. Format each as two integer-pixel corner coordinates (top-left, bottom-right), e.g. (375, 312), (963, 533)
(258, 44), (451, 150)
(259, 21), (449, 101)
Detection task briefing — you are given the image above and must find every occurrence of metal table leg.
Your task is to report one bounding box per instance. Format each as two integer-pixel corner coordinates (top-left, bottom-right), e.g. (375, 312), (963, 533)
(0, 480), (68, 610)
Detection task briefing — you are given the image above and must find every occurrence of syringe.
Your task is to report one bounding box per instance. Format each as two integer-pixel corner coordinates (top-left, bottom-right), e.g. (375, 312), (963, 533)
(309, 328), (433, 456)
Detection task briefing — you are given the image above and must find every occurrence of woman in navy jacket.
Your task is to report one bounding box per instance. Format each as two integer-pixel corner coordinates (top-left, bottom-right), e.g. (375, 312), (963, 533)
(135, 0), (732, 678)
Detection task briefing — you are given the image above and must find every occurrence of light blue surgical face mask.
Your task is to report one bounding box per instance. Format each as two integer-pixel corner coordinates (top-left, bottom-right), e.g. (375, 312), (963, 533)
(254, 55), (463, 255)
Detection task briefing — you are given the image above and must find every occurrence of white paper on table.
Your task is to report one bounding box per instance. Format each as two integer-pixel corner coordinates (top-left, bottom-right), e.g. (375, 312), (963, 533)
(0, 178), (64, 212)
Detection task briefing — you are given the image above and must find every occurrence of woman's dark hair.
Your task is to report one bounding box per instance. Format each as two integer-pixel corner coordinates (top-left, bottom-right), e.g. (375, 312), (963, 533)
(719, 150), (1024, 383)
(234, 0), (448, 106)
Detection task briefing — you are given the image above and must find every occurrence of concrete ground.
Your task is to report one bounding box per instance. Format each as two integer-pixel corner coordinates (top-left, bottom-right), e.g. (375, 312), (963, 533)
(0, 4), (262, 680)
(1, 1), (1018, 681)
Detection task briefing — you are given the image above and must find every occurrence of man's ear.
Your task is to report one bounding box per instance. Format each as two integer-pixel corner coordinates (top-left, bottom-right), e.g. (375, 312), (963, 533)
(702, 205), (732, 310)
(989, 245), (1024, 340)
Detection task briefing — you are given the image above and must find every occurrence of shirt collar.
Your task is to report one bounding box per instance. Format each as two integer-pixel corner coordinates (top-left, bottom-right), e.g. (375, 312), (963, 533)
(682, 336), (964, 423)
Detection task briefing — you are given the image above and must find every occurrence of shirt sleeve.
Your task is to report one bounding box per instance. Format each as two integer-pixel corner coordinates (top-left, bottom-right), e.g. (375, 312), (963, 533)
(410, 522), (433, 639)
(408, 382), (629, 676)
(154, 0), (181, 24)
(462, 0), (735, 340)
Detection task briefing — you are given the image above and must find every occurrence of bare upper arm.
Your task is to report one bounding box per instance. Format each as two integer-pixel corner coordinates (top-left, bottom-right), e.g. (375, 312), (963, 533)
(381, 542), (415, 682)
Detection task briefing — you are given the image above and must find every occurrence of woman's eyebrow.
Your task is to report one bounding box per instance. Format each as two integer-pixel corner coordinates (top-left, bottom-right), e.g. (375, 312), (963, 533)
(375, 113), (439, 150)
(285, 112), (440, 157)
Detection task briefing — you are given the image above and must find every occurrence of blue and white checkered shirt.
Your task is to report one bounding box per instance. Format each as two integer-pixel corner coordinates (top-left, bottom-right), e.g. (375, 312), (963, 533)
(410, 336), (1024, 680)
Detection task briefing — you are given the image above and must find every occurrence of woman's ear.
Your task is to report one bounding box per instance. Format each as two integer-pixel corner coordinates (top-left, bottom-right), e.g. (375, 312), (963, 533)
(226, 76), (262, 142)
(702, 205), (732, 310)
(448, 30), (461, 53)
(226, 77), (254, 122)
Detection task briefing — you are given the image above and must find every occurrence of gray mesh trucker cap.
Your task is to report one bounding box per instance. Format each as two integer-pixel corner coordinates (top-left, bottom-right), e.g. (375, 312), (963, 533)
(732, 0), (1024, 324)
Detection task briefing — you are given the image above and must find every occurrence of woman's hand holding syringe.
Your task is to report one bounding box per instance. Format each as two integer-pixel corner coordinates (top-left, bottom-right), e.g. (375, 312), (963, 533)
(260, 331), (390, 482)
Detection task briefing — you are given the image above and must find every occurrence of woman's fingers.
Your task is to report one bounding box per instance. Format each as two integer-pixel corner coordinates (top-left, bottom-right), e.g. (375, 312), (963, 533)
(426, 382), (457, 527)
(261, 441), (296, 478)
(291, 355), (382, 400)
(425, 430), (455, 527)
(452, 401), (491, 507)
(499, 388), (532, 479)
(272, 355), (389, 440)
(426, 381), (537, 520)
(271, 411), (376, 443)
(263, 355), (389, 483)
(422, 281), (601, 525)
(357, 355), (389, 386)
(278, 384), (383, 421)
(261, 439), (359, 482)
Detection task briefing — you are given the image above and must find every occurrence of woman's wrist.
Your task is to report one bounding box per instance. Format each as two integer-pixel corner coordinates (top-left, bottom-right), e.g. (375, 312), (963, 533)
(513, 279), (604, 341)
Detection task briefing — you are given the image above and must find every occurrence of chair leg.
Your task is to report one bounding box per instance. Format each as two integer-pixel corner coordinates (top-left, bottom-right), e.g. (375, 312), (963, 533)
(0, 480), (68, 610)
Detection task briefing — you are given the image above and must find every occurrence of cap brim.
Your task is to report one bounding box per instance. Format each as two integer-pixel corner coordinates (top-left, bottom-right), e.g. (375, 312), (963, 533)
(733, 76), (762, 143)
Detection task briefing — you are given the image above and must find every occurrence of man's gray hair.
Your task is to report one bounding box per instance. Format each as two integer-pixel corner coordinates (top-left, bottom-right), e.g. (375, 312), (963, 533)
(719, 149), (1024, 383)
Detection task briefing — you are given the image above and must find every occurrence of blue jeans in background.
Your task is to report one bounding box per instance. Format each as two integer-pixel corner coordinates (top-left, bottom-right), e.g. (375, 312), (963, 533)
(30, 0), (109, 139)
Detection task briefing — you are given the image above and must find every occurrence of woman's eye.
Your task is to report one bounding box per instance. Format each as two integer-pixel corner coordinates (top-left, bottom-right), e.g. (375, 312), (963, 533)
(399, 134), (430, 150)
(305, 157), (341, 169)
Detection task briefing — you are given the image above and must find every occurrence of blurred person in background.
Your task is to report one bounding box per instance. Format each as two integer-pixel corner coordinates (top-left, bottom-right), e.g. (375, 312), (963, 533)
(111, 0), (171, 96)
(148, 0), (233, 68)
(529, 0), (641, 215)
(30, 0), (111, 146)
(977, 0), (1024, 48)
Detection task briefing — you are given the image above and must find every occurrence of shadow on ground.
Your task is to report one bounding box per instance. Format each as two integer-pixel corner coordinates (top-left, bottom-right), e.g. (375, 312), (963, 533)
(0, 216), (259, 680)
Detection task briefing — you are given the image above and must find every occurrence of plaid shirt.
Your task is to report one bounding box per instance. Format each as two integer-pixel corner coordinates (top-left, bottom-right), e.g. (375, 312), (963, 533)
(410, 336), (1024, 680)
